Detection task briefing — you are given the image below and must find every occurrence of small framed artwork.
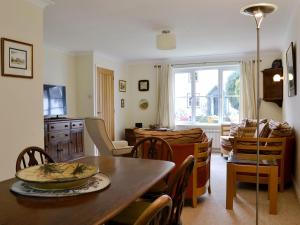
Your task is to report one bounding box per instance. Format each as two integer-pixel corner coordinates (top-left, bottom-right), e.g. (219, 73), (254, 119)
(119, 80), (126, 92)
(286, 42), (297, 97)
(121, 98), (125, 108)
(138, 80), (149, 91)
(1, 38), (33, 79)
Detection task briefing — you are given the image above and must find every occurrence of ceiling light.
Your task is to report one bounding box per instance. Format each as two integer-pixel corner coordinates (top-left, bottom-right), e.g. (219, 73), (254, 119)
(156, 30), (176, 50)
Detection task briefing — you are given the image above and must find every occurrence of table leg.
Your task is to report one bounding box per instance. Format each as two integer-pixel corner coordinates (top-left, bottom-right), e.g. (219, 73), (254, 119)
(269, 166), (278, 215)
(226, 163), (234, 210)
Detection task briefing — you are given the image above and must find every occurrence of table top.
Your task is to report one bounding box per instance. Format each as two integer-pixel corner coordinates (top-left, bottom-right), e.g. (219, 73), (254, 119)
(0, 156), (175, 225)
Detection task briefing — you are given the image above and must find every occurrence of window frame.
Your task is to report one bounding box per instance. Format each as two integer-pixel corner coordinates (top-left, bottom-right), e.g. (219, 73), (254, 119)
(174, 64), (240, 125)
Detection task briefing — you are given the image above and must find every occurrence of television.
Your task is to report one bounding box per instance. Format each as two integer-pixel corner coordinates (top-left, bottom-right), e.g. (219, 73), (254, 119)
(43, 84), (67, 117)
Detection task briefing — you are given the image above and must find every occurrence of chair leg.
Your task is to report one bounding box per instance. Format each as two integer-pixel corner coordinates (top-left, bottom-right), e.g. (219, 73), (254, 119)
(192, 196), (197, 208)
(208, 180), (211, 194)
(226, 163), (234, 210)
(269, 166), (278, 215)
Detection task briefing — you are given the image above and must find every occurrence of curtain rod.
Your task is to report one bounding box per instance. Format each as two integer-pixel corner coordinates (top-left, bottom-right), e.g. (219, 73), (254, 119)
(154, 59), (261, 68)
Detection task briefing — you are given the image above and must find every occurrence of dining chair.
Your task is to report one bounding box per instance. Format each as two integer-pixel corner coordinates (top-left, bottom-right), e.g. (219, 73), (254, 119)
(192, 139), (213, 207)
(108, 195), (172, 225)
(226, 137), (286, 214)
(85, 117), (133, 156)
(108, 155), (195, 225)
(16, 146), (55, 171)
(131, 137), (174, 197)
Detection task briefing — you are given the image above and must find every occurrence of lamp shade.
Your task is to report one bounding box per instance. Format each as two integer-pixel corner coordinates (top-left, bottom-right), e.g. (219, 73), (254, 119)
(156, 30), (176, 50)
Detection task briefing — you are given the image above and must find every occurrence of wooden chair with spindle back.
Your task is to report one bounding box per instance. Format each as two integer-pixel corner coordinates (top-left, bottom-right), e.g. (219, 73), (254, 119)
(131, 136), (173, 161)
(16, 146), (55, 171)
(134, 195), (172, 225)
(108, 155), (195, 225)
(167, 155), (195, 225)
(132, 137), (174, 196)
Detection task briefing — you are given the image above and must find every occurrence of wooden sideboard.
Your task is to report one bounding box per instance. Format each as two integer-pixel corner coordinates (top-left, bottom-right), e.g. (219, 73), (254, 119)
(44, 118), (84, 162)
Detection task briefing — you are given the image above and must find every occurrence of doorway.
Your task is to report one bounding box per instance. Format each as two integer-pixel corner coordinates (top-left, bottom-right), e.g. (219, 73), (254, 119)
(96, 67), (115, 141)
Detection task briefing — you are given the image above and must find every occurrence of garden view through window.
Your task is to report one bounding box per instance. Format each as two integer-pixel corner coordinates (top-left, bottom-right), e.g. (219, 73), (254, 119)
(174, 65), (240, 125)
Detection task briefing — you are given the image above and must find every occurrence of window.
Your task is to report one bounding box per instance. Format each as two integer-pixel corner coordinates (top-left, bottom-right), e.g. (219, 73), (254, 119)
(174, 65), (240, 125)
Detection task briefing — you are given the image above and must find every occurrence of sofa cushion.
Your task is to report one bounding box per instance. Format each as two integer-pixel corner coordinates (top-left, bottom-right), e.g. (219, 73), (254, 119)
(268, 120), (293, 137)
(254, 122), (271, 138)
(134, 128), (208, 144)
(229, 123), (240, 137)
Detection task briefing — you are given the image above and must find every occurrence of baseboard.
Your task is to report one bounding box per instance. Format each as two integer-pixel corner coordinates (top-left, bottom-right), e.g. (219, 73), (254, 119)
(292, 178), (300, 202)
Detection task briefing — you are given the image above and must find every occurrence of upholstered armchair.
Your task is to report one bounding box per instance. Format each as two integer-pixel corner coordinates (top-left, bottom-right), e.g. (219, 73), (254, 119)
(85, 117), (133, 156)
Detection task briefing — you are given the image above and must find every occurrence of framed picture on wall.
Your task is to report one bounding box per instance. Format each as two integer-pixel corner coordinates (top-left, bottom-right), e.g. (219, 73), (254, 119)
(286, 42), (297, 97)
(138, 80), (149, 91)
(1, 38), (33, 79)
(119, 80), (126, 92)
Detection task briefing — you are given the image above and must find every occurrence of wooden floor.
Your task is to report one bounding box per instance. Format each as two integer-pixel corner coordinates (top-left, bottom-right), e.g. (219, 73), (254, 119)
(181, 153), (300, 225)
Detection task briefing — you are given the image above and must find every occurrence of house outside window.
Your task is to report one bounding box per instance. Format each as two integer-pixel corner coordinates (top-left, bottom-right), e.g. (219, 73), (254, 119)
(174, 65), (240, 125)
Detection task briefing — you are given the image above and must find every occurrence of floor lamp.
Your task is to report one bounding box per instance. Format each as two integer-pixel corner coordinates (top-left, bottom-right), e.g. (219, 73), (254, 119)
(240, 3), (278, 224)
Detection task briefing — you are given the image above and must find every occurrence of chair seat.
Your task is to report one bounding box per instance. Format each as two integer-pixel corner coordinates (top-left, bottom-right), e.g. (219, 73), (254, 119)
(108, 200), (151, 225)
(112, 146), (133, 156)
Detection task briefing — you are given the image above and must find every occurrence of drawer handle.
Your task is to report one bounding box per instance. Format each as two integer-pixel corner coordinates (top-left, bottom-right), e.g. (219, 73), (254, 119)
(51, 136), (55, 138)
(72, 124), (76, 126)
(50, 126), (54, 129)
(65, 125), (69, 128)
(57, 149), (63, 152)
(79, 124), (82, 126)
(65, 134), (69, 137)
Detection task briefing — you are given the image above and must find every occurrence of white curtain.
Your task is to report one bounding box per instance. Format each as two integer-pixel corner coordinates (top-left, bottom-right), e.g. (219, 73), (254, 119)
(240, 60), (257, 120)
(156, 64), (175, 128)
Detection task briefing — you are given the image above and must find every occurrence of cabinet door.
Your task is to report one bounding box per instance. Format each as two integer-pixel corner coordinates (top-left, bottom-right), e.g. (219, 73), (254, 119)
(70, 129), (84, 159)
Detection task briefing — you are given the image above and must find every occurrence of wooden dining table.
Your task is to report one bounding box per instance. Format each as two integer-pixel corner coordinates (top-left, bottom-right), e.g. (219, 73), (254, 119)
(0, 156), (175, 225)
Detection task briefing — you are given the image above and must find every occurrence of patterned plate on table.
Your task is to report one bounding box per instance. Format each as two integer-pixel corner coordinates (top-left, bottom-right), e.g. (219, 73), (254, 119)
(10, 173), (110, 197)
(16, 163), (98, 190)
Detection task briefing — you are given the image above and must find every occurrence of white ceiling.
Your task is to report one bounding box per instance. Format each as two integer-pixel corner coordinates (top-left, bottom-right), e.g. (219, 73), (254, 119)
(44, 0), (298, 61)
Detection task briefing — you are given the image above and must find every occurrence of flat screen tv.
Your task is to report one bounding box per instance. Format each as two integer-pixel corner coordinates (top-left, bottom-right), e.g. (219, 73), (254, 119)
(43, 84), (67, 117)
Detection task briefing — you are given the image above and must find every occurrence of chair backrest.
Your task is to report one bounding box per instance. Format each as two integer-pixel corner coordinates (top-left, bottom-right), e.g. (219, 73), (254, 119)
(221, 124), (231, 136)
(193, 139), (212, 176)
(16, 146), (55, 171)
(233, 137), (286, 161)
(134, 195), (172, 225)
(85, 117), (114, 156)
(131, 137), (173, 162)
(166, 155), (195, 225)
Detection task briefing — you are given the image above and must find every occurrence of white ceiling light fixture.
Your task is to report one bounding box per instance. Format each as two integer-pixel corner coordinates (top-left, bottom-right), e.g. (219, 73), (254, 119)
(156, 30), (176, 50)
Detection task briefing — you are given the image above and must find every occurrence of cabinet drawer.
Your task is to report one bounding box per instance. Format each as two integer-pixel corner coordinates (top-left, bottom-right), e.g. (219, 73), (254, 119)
(48, 131), (70, 144)
(48, 122), (70, 131)
(71, 121), (84, 129)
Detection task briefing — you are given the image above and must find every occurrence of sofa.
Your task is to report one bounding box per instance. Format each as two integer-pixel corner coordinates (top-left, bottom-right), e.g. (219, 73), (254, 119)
(220, 119), (295, 186)
(134, 128), (212, 207)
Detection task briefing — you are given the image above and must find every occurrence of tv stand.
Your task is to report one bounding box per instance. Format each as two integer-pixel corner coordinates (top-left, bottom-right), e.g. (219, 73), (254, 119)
(44, 118), (84, 162)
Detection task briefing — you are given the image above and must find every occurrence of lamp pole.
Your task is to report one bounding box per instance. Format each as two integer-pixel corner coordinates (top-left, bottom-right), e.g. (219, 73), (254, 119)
(240, 4), (277, 225)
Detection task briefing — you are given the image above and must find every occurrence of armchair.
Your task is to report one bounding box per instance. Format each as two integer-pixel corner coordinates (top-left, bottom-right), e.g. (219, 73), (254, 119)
(85, 117), (133, 156)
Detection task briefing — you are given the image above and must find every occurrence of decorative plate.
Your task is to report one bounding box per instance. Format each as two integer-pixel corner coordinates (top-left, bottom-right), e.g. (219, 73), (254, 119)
(16, 163), (98, 190)
(11, 173), (110, 197)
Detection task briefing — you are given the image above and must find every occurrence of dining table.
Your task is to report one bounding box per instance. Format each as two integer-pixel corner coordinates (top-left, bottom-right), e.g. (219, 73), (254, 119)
(0, 156), (175, 225)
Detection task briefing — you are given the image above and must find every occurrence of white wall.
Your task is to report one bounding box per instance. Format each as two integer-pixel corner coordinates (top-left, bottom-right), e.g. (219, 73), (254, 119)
(74, 53), (94, 155)
(127, 63), (158, 128)
(74, 52), (129, 155)
(282, 2), (300, 200)
(0, 0), (44, 180)
(44, 47), (77, 117)
(126, 51), (283, 129)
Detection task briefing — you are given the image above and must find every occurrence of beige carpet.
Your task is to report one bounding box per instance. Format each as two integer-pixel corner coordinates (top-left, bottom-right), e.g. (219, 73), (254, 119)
(181, 153), (300, 225)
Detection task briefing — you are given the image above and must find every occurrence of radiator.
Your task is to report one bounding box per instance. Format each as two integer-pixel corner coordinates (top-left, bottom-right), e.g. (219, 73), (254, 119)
(176, 125), (221, 150)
